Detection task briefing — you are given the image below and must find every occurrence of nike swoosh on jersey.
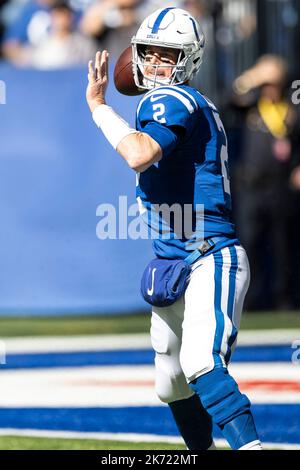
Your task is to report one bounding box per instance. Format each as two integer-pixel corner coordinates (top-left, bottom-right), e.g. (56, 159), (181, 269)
(150, 95), (167, 102)
(147, 268), (157, 295)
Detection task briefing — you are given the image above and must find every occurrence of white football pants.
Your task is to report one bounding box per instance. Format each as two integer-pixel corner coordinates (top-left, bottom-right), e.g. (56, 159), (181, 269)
(150, 245), (250, 404)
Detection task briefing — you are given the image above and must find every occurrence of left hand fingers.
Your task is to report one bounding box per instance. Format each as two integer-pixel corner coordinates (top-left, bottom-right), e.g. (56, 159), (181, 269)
(100, 50), (109, 81)
(88, 60), (95, 83)
(94, 51), (101, 80)
(95, 50), (108, 82)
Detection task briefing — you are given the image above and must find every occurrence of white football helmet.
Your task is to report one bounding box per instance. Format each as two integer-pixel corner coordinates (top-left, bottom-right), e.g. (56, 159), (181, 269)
(131, 7), (205, 90)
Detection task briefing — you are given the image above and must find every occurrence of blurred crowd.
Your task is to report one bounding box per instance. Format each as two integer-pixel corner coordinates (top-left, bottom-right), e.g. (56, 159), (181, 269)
(223, 55), (300, 310)
(0, 0), (208, 68)
(1, 0), (300, 311)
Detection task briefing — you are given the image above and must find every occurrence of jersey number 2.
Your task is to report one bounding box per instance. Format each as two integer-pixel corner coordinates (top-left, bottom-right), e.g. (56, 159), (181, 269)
(212, 111), (231, 195)
(152, 103), (166, 124)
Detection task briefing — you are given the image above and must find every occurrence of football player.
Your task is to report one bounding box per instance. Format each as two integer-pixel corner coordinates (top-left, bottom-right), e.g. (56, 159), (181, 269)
(86, 7), (262, 450)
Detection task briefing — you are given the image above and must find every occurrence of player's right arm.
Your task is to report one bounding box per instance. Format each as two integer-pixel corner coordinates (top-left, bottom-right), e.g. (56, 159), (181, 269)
(87, 51), (193, 173)
(116, 132), (162, 172)
(86, 50), (162, 172)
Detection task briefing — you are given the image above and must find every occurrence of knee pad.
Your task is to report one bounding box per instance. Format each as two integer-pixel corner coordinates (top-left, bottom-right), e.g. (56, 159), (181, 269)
(189, 367), (251, 427)
(155, 356), (193, 403)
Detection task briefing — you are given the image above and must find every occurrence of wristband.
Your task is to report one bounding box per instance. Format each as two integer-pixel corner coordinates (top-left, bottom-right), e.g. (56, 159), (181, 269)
(92, 105), (137, 149)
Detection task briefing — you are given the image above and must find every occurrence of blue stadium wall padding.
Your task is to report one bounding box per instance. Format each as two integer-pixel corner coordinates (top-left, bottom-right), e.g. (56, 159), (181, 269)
(0, 64), (152, 316)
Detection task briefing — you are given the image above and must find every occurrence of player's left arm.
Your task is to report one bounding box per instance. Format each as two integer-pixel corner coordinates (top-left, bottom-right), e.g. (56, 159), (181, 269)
(86, 50), (162, 172)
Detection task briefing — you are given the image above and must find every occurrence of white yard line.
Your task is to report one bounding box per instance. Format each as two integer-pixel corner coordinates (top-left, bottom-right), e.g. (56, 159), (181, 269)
(0, 365), (161, 407)
(0, 363), (299, 406)
(1, 334), (151, 354)
(237, 330), (300, 346)
(0, 429), (298, 450)
(2, 330), (300, 354)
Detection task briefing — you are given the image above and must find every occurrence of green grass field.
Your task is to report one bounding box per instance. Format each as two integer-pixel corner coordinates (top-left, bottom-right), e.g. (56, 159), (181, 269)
(0, 436), (186, 450)
(0, 311), (299, 337)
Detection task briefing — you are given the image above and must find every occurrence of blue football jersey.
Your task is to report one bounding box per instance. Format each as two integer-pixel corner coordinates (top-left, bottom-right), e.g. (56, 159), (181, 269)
(135, 84), (238, 259)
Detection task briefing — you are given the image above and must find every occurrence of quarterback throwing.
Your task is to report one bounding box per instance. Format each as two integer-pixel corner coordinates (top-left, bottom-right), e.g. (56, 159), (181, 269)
(86, 7), (262, 451)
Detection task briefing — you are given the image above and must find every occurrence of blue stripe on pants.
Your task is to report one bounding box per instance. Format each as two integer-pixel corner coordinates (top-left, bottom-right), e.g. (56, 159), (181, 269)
(213, 250), (224, 367)
(225, 246), (238, 364)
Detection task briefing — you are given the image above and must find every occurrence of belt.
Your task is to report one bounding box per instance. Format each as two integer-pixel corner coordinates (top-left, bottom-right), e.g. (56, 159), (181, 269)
(184, 236), (224, 265)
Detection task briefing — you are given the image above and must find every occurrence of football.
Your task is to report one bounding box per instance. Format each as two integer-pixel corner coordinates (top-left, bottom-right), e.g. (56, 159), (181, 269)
(114, 46), (144, 96)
